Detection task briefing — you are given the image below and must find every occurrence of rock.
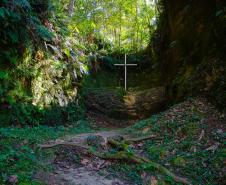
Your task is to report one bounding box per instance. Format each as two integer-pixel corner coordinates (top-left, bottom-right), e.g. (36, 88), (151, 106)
(107, 135), (124, 142)
(7, 175), (18, 185)
(86, 135), (105, 148)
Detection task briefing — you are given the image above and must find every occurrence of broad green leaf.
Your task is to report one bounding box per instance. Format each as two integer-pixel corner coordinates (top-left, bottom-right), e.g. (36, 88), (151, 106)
(64, 48), (71, 57)
(216, 10), (223, 17)
(0, 8), (5, 18)
(0, 71), (9, 80)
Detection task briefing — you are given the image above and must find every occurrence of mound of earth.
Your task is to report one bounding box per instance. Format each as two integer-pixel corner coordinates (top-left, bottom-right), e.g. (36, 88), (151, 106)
(124, 87), (166, 118)
(85, 87), (166, 127)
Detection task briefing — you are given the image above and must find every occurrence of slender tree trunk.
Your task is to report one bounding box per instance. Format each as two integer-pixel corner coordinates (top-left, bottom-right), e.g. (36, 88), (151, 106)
(119, 5), (122, 50)
(68, 0), (75, 17)
(114, 28), (117, 44)
(135, 0), (139, 52)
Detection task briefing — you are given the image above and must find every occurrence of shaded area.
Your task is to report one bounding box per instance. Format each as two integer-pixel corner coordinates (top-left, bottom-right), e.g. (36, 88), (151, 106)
(149, 0), (226, 109)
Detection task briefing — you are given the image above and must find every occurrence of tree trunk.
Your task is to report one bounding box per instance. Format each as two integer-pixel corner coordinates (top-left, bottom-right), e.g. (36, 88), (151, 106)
(119, 4), (122, 49)
(68, 0), (75, 17)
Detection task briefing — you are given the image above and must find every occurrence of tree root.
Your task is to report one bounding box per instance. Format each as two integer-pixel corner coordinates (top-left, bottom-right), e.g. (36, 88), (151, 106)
(39, 142), (89, 152)
(40, 137), (192, 185)
(89, 149), (192, 185)
(125, 135), (161, 144)
(106, 139), (192, 185)
(39, 134), (159, 150)
(144, 161), (192, 185)
(89, 150), (149, 164)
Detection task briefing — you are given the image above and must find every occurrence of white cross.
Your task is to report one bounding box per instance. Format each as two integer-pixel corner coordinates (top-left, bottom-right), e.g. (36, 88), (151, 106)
(114, 54), (137, 91)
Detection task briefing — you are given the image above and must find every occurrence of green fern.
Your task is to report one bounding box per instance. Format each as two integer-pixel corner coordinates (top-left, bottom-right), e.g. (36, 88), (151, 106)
(0, 7), (6, 18)
(36, 25), (54, 41)
(0, 71), (9, 80)
(14, 0), (32, 10)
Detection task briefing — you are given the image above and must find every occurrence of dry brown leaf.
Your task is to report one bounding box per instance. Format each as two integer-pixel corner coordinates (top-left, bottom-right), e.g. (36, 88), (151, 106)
(205, 142), (220, 152)
(142, 127), (150, 134)
(80, 158), (89, 165)
(198, 130), (205, 141)
(150, 176), (158, 185)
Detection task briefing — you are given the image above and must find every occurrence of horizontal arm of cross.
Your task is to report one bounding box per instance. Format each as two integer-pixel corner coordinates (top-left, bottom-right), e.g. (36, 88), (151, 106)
(114, 64), (137, 66)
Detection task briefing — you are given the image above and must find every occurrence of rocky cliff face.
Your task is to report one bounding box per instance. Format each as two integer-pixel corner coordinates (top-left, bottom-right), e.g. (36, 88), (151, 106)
(151, 0), (226, 109)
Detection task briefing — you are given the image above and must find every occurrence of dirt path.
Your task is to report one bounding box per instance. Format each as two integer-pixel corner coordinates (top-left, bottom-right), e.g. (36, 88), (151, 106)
(36, 131), (131, 185)
(45, 165), (128, 185)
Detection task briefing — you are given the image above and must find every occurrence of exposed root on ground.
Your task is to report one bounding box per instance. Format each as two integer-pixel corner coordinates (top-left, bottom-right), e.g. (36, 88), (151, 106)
(40, 134), (192, 185)
(92, 150), (192, 185)
(40, 142), (88, 151)
(125, 135), (161, 143)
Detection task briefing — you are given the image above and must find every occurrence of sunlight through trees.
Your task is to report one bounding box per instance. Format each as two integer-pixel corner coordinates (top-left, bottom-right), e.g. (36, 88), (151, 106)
(62, 0), (156, 52)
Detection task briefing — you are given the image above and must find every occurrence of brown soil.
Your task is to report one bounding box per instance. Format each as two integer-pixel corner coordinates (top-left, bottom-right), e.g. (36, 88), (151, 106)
(35, 131), (132, 185)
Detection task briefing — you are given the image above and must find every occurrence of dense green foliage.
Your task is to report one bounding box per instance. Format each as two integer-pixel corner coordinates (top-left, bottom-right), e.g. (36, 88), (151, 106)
(0, 0), (52, 102)
(0, 0), (89, 126)
(0, 0), (156, 126)
(0, 1), (225, 184)
(67, 0), (155, 52)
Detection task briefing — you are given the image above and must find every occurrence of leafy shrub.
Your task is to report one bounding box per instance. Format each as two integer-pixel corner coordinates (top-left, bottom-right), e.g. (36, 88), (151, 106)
(0, 0), (90, 127)
(41, 102), (86, 126)
(0, 0), (53, 104)
(64, 102), (86, 124)
(7, 101), (85, 126)
(11, 104), (44, 126)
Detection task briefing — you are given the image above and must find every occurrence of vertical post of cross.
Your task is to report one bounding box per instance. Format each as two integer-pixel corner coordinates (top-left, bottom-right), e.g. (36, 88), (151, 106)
(125, 54), (127, 91)
(114, 54), (137, 91)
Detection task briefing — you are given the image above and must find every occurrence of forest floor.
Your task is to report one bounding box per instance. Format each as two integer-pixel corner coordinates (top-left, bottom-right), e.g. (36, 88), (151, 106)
(0, 98), (225, 185)
(33, 98), (225, 185)
(35, 131), (128, 185)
